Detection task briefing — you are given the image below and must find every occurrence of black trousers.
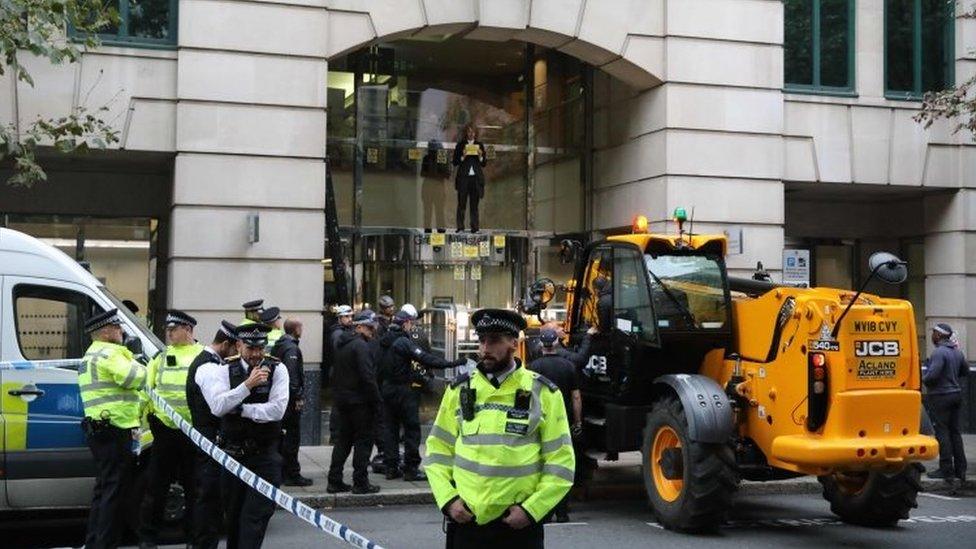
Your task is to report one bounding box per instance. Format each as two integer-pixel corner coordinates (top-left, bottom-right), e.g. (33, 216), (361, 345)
(328, 403), (374, 487)
(927, 392), (968, 478)
(139, 415), (196, 543)
(222, 441), (282, 549)
(193, 428), (222, 549)
(456, 178), (481, 231)
(85, 425), (136, 549)
(446, 520), (544, 549)
(383, 384), (422, 471)
(372, 400), (387, 462)
(281, 407), (303, 479)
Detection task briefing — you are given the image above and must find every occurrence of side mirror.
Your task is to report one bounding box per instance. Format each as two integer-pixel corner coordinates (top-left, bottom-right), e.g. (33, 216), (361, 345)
(868, 251), (908, 285)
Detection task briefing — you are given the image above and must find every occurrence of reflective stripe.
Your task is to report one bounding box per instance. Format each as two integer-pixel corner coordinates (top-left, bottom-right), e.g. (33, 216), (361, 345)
(462, 433), (539, 447)
(540, 434), (572, 454)
(122, 364), (142, 389)
(84, 393), (141, 408)
(424, 453), (454, 468)
(79, 381), (119, 392)
(454, 454), (542, 479)
(541, 463), (575, 482)
(429, 425), (457, 446)
(156, 383), (187, 392)
(476, 403), (516, 413)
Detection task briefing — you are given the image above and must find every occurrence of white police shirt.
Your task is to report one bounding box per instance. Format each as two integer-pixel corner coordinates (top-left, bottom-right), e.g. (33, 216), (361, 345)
(195, 358), (289, 423)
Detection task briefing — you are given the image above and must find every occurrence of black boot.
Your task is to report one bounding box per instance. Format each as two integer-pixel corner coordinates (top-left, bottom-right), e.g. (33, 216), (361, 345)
(352, 483), (381, 494)
(403, 468), (427, 481)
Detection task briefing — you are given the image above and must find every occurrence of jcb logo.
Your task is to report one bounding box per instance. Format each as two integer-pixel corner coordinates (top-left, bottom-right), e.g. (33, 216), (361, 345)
(854, 340), (900, 357)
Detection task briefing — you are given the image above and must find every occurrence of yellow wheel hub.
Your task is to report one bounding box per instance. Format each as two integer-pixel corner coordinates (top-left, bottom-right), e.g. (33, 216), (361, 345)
(651, 425), (683, 502)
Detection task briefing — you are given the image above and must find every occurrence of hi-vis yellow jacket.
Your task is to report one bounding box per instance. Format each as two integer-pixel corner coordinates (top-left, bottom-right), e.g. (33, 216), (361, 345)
(146, 342), (204, 428)
(424, 361), (575, 525)
(78, 340), (147, 429)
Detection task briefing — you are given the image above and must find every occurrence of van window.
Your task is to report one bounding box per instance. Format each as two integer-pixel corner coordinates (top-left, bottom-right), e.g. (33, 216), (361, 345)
(13, 284), (104, 360)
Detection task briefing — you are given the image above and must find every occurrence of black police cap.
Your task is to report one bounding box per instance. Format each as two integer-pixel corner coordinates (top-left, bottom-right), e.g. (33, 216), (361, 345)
(259, 306), (281, 323)
(218, 320), (238, 341)
(235, 323), (271, 346)
(85, 309), (123, 333)
(471, 308), (526, 337)
(165, 310), (197, 328)
(242, 299), (264, 312)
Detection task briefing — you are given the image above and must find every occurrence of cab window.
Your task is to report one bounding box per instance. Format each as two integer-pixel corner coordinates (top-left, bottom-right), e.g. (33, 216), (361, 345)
(643, 254), (728, 331)
(612, 247), (658, 343)
(13, 284), (103, 360)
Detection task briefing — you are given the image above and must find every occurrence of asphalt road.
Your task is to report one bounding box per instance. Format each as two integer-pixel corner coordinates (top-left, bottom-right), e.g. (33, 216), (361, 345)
(2, 488), (973, 548)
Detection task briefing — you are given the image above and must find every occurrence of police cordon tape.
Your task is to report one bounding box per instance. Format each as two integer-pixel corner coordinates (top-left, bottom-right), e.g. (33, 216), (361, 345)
(0, 361), (383, 549)
(145, 386), (384, 549)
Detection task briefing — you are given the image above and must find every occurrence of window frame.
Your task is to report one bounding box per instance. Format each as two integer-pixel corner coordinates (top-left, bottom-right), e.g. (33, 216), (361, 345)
(12, 283), (103, 361)
(884, 0), (955, 100)
(69, 0), (179, 50)
(784, 0), (858, 97)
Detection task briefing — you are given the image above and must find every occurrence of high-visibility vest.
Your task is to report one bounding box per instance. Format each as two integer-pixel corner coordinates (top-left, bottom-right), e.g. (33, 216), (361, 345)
(424, 361), (575, 525)
(78, 340), (147, 429)
(240, 318), (256, 326)
(146, 342), (204, 429)
(267, 328), (284, 350)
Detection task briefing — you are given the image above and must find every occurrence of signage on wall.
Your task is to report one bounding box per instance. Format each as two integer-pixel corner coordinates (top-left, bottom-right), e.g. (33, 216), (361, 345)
(450, 241), (463, 259)
(430, 233), (446, 247)
(486, 145), (497, 160)
(366, 147), (379, 164)
(782, 249), (811, 287)
(723, 226), (743, 255)
(493, 235), (506, 248)
(471, 264), (482, 281)
(408, 148), (424, 161)
(479, 240), (490, 257)
(454, 265), (466, 281)
(463, 245), (479, 258)
(436, 149), (448, 164)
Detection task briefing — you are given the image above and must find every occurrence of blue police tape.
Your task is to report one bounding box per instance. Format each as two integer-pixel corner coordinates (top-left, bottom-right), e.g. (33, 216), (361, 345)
(0, 361), (383, 549)
(145, 387), (384, 549)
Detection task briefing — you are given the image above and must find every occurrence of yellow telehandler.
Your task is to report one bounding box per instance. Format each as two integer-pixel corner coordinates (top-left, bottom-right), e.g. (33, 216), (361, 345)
(521, 208), (937, 531)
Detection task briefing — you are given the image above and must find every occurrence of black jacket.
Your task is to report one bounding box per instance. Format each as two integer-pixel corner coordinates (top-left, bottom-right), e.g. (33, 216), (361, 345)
(331, 330), (382, 405)
(923, 342), (969, 395)
(271, 334), (304, 404)
(452, 140), (487, 191)
(376, 325), (459, 385)
(529, 333), (593, 368)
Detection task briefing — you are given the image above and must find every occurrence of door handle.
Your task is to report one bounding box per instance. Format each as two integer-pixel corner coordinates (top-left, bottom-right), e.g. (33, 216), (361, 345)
(8, 388), (45, 397)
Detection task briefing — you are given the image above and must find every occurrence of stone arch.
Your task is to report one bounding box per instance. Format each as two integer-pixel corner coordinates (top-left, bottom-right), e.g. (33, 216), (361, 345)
(325, 0), (663, 90)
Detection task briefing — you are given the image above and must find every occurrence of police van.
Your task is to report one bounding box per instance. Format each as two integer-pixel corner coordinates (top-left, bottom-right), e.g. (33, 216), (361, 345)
(0, 228), (177, 533)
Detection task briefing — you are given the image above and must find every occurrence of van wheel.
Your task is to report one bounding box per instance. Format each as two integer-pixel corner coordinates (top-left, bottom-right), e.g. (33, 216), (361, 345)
(641, 396), (738, 531)
(125, 455), (187, 543)
(819, 463), (922, 526)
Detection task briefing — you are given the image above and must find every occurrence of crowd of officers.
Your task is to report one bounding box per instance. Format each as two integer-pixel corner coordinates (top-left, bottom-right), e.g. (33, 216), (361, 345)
(78, 289), (596, 549)
(77, 299), (308, 549)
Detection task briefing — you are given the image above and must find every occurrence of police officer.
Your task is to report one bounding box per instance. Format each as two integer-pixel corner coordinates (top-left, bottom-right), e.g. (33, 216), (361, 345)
(328, 310), (382, 494)
(139, 311), (205, 547)
(187, 320), (238, 549)
(196, 323), (289, 549)
(241, 299), (264, 326)
(377, 306), (466, 480)
(78, 308), (147, 549)
(272, 318), (312, 486)
(425, 309), (575, 548)
(261, 306), (285, 350)
(327, 305), (354, 444)
(371, 296), (396, 473)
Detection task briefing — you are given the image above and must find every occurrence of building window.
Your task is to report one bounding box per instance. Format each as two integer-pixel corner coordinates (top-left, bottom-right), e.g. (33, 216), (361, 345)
(71, 0), (178, 48)
(885, 0), (954, 99)
(784, 0), (855, 94)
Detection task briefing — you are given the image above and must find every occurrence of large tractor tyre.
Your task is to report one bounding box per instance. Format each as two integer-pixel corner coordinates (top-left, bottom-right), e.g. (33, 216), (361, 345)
(641, 396), (738, 532)
(818, 463), (923, 527)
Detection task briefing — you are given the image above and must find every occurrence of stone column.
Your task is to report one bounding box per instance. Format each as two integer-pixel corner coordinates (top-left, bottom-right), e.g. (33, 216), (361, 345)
(169, 0), (330, 443)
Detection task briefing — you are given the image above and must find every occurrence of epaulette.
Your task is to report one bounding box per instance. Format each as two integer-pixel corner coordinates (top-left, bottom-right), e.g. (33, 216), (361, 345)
(533, 372), (559, 392)
(262, 355), (281, 364)
(449, 373), (471, 389)
(226, 354), (240, 362)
